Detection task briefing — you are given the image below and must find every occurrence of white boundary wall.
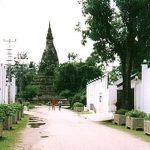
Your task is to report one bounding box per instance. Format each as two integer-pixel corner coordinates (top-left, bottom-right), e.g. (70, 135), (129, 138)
(0, 63), (16, 104)
(86, 76), (117, 114)
(140, 64), (150, 113)
(0, 64), (7, 104)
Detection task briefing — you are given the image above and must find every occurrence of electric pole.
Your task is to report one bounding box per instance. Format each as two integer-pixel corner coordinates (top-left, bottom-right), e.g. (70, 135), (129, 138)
(3, 38), (16, 104)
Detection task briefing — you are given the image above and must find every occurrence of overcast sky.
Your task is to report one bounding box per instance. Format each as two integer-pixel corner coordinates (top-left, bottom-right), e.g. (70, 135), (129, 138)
(0, 0), (93, 64)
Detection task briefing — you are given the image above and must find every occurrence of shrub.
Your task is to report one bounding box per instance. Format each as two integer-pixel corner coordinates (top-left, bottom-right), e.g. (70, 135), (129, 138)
(0, 104), (23, 119)
(144, 114), (150, 120)
(125, 109), (146, 118)
(72, 89), (86, 106)
(11, 103), (23, 115)
(0, 106), (5, 122)
(23, 102), (30, 107)
(0, 104), (14, 117)
(28, 104), (35, 109)
(73, 102), (84, 108)
(115, 109), (129, 115)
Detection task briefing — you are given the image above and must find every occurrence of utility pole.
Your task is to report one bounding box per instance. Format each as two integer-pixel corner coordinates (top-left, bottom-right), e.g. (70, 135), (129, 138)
(3, 39), (16, 104)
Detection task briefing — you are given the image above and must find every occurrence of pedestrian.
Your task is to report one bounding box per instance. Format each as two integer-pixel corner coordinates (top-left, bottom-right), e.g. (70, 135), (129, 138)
(58, 100), (62, 111)
(51, 100), (56, 111)
(48, 101), (51, 111)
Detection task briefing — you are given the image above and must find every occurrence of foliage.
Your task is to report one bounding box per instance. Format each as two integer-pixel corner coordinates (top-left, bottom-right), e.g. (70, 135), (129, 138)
(144, 114), (150, 121)
(79, 0), (150, 109)
(0, 104), (14, 117)
(12, 61), (37, 98)
(68, 52), (79, 62)
(11, 103), (23, 113)
(54, 56), (103, 107)
(115, 109), (128, 115)
(54, 60), (103, 93)
(108, 66), (122, 84)
(72, 89), (86, 105)
(0, 115), (29, 150)
(28, 104), (36, 109)
(59, 89), (73, 98)
(73, 102), (84, 108)
(0, 104), (23, 120)
(125, 110), (146, 118)
(23, 101), (30, 107)
(0, 106), (5, 122)
(21, 85), (39, 101)
(39, 22), (59, 76)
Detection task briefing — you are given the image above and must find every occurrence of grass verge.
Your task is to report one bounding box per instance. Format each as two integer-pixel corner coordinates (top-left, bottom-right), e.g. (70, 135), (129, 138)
(0, 115), (29, 150)
(101, 120), (150, 142)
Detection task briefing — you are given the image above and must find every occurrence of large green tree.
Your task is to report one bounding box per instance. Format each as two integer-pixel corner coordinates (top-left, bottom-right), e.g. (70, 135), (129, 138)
(39, 22), (59, 76)
(54, 59), (103, 93)
(79, 0), (150, 109)
(12, 61), (37, 98)
(54, 55), (103, 106)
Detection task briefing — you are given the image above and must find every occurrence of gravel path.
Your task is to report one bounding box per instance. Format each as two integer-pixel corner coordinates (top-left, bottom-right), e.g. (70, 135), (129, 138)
(15, 106), (150, 150)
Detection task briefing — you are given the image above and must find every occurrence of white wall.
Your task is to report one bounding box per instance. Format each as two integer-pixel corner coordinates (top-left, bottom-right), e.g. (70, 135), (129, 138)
(116, 64), (150, 113)
(134, 80), (141, 110)
(5, 84), (8, 104)
(108, 85), (117, 112)
(0, 63), (16, 104)
(86, 76), (117, 114)
(141, 64), (150, 113)
(0, 64), (3, 103)
(86, 64), (150, 114)
(10, 77), (16, 103)
(0, 64), (7, 104)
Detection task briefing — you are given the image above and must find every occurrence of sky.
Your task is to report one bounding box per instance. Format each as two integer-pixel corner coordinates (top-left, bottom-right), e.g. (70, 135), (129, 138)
(0, 0), (93, 64)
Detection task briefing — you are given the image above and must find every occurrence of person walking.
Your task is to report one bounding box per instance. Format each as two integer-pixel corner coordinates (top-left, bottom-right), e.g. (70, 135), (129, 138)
(51, 100), (56, 111)
(48, 101), (51, 111)
(58, 100), (62, 111)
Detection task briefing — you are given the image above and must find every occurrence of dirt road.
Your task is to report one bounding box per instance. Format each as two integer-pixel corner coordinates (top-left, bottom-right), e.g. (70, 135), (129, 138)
(15, 106), (150, 150)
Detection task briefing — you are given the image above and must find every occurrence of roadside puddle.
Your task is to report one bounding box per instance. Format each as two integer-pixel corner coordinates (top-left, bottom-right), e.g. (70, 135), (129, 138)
(41, 135), (49, 138)
(28, 116), (46, 128)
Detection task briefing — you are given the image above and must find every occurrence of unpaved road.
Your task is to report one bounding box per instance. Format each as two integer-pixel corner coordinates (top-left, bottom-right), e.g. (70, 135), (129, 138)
(15, 106), (150, 150)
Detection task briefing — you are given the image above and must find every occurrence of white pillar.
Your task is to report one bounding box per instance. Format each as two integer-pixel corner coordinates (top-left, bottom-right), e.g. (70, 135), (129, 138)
(141, 63), (148, 111)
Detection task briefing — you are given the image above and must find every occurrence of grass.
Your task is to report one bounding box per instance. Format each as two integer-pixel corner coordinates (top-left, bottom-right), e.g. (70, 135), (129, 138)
(0, 115), (29, 150)
(101, 120), (150, 142)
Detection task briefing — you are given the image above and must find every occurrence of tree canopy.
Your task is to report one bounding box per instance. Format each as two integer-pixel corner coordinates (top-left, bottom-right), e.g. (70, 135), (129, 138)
(54, 55), (103, 106)
(79, 0), (150, 109)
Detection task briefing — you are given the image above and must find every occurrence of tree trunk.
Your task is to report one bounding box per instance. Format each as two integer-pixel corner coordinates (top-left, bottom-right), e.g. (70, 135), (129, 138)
(121, 55), (133, 110)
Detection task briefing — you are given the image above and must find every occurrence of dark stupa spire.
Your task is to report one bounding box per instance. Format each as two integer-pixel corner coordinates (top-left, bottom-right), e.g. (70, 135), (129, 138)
(39, 21), (59, 76)
(46, 21), (53, 40)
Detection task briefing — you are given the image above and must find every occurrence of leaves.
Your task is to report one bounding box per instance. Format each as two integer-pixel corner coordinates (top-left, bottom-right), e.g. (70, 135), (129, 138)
(79, 0), (150, 109)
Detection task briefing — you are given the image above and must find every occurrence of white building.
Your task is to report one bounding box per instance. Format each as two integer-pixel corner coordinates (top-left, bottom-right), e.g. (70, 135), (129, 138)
(0, 63), (16, 104)
(86, 63), (150, 117)
(86, 76), (117, 115)
(133, 63), (150, 113)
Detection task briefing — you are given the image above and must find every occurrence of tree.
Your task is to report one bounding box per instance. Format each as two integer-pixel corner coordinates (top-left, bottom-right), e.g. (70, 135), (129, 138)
(21, 85), (39, 101)
(12, 61), (37, 98)
(54, 60), (103, 93)
(39, 22), (59, 76)
(79, 0), (150, 109)
(54, 55), (103, 106)
(108, 65), (122, 84)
